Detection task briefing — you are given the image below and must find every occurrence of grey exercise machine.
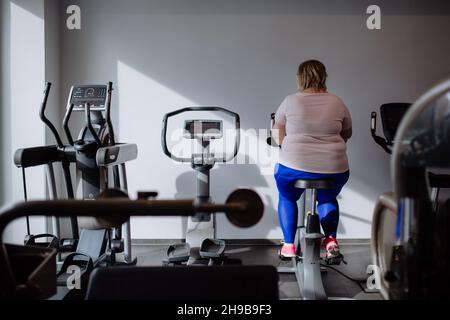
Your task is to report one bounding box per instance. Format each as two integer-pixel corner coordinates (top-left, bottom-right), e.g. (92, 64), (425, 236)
(277, 180), (336, 300)
(161, 107), (241, 265)
(13, 82), (138, 298)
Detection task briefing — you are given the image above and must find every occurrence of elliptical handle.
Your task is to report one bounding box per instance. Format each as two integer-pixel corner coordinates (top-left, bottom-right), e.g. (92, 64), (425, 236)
(161, 112), (190, 162)
(105, 82), (116, 145)
(63, 104), (75, 146)
(161, 106), (240, 163)
(266, 113), (280, 148)
(85, 103), (102, 145)
(63, 86), (75, 146)
(371, 111), (377, 133)
(39, 82), (64, 149)
(370, 111), (392, 154)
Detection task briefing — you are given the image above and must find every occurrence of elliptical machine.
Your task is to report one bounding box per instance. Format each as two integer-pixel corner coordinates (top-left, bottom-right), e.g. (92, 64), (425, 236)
(14, 82), (138, 297)
(161, 107), (241, 265)
(372, 78), (450, 299)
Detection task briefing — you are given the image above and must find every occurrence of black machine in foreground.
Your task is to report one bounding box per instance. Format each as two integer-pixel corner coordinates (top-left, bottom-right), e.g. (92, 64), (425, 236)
(13, 82), (138, 298)
(372, 78), (450, 299)
(370, 103), (411, 154)
(0, 189), (278, 300)
(370, 100), (450, 298)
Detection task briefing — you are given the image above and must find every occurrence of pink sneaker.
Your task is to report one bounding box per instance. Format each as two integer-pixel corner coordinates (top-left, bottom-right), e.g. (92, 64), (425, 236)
(324, 236), (344, 265)
(279, 243), (296, 259)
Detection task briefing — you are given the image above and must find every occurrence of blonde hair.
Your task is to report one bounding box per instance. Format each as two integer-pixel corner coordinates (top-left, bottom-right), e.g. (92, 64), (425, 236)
(297, 60), (327, 91)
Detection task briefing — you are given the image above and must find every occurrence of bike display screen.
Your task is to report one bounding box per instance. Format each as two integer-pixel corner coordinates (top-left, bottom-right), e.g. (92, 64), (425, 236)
(184, 120), (223, 139)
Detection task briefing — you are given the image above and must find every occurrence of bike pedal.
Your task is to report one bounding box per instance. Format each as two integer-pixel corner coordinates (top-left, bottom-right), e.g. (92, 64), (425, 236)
(278, 249), (296, 261)
(325, 254), (345, 266)
(278, 254), (295, 261)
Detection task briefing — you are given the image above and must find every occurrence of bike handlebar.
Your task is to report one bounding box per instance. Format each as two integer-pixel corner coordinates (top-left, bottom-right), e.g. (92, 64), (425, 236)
(161, 106), (241, 163)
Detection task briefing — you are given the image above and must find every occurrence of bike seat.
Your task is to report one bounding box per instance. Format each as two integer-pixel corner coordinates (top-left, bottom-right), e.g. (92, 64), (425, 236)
(294, 179), (335, 190)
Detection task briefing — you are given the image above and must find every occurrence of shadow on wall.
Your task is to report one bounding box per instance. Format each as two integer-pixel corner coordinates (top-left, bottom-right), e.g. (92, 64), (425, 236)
(174, 155), (279, 239)
(13, 0), (44, 17)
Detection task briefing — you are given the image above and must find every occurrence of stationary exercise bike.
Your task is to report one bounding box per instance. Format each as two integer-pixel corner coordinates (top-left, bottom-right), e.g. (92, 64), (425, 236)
(267, 113), (345, 300)
(161, 107), (242, 265)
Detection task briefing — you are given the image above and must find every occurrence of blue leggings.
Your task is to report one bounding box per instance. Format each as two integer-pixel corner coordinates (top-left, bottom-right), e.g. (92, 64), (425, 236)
(274, 163), (349, 244)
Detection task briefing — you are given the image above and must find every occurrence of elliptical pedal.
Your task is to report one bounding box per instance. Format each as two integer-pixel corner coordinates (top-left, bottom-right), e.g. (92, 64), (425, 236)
(163, 243), (190, 266)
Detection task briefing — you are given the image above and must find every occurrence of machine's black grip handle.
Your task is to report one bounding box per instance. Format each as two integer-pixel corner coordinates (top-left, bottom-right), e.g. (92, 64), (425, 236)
(39, 82), (64, 149)
(370, 111), (392, 154)
(267, 113), (280, 148)
(371, 111), (377, 132)
(14, 146), (59, 168)
(63, 102), (75, 146)
(105, 82), (115, 145)
(137, 191), (159, 199)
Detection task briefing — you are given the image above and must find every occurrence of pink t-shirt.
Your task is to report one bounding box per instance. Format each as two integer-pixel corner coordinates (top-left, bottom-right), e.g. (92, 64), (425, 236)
(275, 92), (352, 174)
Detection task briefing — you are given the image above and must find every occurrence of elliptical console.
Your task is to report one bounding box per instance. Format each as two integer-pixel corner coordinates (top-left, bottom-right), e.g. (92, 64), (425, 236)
(14, 82), (138, 299)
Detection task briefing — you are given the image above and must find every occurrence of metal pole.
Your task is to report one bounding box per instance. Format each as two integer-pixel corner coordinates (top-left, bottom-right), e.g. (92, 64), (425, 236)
(310, 189), (317, 215)
(299, 192), (306, 227)
(119, 164), (132, 264)
(45, 164), (59, 237)
(21, 168), (30, 235)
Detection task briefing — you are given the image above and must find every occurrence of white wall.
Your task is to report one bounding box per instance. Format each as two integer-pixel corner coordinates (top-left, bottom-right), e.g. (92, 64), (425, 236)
(0, 0), (47, 243)
(2, 0), (450, 240)
(0, 0), (8, 209)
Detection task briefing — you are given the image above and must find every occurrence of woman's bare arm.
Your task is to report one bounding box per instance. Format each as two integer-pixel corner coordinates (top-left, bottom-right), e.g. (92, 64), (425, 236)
(273, 122), (286, 146)
(341, 127), (352, 142)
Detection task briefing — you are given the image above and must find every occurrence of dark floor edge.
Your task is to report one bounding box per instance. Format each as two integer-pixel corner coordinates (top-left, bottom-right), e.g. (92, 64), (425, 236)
(132, 238), (371, 246)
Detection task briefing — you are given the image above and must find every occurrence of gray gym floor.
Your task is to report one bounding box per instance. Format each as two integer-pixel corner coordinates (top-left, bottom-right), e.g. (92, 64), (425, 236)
(132, 242), (383, 300)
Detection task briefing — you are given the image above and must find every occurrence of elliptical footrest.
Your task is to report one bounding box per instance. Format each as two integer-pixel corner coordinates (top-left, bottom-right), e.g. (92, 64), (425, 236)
(165, 243), (190, 264)
(199, 239), (225, 259)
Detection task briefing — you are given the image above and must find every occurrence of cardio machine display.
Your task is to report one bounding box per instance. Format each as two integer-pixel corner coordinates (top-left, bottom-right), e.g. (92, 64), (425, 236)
(71, 85), (108, 110)
(183, 120), (223, 140)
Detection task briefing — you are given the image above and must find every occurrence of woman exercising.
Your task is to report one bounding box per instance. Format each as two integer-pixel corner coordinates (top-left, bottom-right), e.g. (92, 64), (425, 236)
(273, 60), (352, 262)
